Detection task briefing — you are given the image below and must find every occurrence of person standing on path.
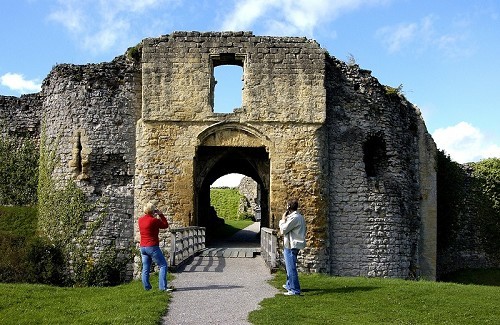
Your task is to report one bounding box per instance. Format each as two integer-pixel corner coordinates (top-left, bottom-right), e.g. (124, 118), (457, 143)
(279, 199), (307, 296)
(138, 201), (171, 291)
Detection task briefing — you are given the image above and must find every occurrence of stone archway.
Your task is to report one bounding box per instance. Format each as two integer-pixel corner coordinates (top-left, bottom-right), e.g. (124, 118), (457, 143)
(193, 123), (271, 241)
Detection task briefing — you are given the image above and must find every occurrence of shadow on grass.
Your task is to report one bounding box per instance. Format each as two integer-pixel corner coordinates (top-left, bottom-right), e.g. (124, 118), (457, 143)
(302, 286), (380, 295)
(439, 268), (500, 286)
(174, 284), (244, 292)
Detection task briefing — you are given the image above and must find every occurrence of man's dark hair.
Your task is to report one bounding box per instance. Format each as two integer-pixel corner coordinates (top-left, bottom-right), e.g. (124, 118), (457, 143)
(287, 199), (299, 211)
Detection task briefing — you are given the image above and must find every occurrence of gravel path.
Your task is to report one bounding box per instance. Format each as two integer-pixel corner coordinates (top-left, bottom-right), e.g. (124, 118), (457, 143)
(162, 223), (279, 324)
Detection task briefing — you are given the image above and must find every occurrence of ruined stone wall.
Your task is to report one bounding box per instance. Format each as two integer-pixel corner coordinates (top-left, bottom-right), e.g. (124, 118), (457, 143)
(40, 56), (141, 279)
(0, 94), (41, 141)
(141, 31), (325, 123)
(30, 31), (440, 281)
(238, 176), (259, 218)
(324, 56), (435, 279)
(136, 31), (329, 272)
(437, 163), (500, 276)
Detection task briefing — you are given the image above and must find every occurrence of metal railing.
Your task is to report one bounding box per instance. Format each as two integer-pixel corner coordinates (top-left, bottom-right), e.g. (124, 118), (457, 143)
(169, 226), (206, 267)
(261, 227), (278, 270)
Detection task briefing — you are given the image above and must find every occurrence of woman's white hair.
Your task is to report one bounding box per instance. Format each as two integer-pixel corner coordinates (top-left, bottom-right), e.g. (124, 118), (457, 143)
(143, 201), (156, 215)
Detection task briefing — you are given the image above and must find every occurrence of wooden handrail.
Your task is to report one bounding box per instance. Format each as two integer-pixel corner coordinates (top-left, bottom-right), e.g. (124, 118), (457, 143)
(261, 227), (278, 270)
(169, 226), (206, 267)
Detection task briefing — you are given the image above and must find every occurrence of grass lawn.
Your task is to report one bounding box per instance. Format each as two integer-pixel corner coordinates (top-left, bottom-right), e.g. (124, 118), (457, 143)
(248, 272), (500, 325)
(0, 275), (170, 324)
(1, 267), (499, 325)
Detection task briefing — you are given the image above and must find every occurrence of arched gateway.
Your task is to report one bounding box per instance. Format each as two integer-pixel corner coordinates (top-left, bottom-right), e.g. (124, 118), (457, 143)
(34, 31), (437, 282)
(194, 123), (271, 232)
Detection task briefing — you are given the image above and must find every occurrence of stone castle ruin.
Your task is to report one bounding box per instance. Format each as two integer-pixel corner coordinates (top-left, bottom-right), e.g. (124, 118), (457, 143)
(0, 31), (437, 280)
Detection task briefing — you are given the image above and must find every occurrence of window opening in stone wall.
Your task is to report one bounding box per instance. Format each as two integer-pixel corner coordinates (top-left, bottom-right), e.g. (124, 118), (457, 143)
(211, 54), (245, 113)
(69, 132), (84, 178)
(213, 65), (243, 113)
(69, 130), (90, 180)
(363, 135), (388, 177)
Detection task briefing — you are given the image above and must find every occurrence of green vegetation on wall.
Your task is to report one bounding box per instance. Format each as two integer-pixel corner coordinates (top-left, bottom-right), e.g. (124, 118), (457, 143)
(436, 150), (468, 249)
(0, 137), (39, 205)
(437, 151), (500, 265)
(470, 158), (500, 258)
(37, 130), (127, 286)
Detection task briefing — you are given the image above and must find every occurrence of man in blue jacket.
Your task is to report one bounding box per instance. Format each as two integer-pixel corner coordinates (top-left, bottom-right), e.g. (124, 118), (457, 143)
(279, 199), (307, 296)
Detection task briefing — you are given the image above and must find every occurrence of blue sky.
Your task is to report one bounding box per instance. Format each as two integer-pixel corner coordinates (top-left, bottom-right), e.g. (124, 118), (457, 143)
(1, 0), (499, 186)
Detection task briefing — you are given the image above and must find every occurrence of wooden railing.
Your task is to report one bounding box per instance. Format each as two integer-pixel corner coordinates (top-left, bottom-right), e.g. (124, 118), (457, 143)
(169, 226), (206, 267)
(261, 227), (278, 270)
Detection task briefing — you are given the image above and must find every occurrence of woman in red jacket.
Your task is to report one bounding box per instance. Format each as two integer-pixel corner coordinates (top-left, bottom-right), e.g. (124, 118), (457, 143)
(138, 201), (171, 291)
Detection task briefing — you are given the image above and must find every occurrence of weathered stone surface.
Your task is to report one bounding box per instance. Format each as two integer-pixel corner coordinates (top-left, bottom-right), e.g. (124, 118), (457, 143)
(0, 94), (41, 141)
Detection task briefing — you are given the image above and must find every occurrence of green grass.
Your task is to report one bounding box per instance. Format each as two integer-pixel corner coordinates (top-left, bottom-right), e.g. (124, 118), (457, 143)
(210, 188), (245, 220)
(209, 219), (253, 240)
(222, 219), (253, 237)
(0, 275), (170, 324)
(248, 272), (500, 325)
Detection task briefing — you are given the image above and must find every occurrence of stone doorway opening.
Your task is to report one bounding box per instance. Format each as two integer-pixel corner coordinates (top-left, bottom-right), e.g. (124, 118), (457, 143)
(194, 145), (270, 246)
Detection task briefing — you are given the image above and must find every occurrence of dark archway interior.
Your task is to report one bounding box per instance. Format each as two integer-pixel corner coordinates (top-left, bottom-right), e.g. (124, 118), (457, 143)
(194, 146), (270, 243)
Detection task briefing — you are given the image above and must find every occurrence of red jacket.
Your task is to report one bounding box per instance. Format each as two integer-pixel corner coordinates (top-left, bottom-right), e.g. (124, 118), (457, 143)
(138, 213), (169, 247)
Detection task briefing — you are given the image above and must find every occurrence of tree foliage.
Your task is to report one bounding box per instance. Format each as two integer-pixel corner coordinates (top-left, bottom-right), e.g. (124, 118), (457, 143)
(470, 158), (500, 257)
(471, 158), (500, 211)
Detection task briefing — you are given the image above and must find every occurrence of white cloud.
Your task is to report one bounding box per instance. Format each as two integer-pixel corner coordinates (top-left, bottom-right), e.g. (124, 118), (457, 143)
(376, 22), (418, 53)
(432, 122), (500, 163)
(376, 14), (474, 59)
(0, 73), (41, 94)
(48, 1), (85, 33)
(222, 0), (389, 37)
(211, 173), (245, 188)
(48, 0), (168, 54)
(221, 0), (273, 31)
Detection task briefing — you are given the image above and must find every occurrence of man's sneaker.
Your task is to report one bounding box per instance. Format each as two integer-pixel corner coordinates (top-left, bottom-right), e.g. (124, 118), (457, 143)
(282, 284), (288, 290)
(283, 290), (300, 296)
(162, 286), (175, 292)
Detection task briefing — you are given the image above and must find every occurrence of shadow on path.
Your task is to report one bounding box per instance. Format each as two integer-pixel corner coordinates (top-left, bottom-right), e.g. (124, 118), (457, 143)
(208, 221), (261, 249)
(163, 222), (278, 325)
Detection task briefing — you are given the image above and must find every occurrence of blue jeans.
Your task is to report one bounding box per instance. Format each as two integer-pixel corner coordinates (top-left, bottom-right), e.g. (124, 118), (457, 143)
(140, 246), (168, 291)
(283, 248), (300, 294)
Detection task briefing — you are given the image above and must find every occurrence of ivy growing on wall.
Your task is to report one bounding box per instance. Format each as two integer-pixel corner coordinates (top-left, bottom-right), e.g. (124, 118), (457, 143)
(436, 150), (468, 250)
(470, 158), (500, 258)
(37, 128), (127, 286)
(437, 151), (500, 265)
(0, 137), (39, 205)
